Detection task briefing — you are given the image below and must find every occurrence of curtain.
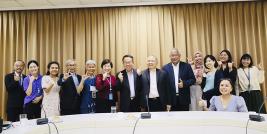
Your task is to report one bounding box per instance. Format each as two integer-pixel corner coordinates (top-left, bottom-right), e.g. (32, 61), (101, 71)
(1, 1), (267, 118)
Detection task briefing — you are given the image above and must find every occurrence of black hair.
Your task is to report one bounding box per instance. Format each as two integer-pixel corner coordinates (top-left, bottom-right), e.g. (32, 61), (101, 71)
(46, 61), (60, 75)
(122, 54), (134, 62)
(220, 49), (233, 63)
(27, 60), (39, 69)
(101, 59), (113, 68)
(239, 53), (253, 68)
(204, 55), (218, 68)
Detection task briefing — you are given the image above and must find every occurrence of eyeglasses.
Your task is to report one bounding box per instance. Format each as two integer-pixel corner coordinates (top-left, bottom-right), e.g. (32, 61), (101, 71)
(67, 64), (76, 66)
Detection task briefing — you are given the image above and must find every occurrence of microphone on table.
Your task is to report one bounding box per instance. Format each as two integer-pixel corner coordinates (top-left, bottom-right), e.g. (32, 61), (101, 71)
(249, 96), (267, 122)
(37, 104), (49, 125)
(141, 95), (151, 119)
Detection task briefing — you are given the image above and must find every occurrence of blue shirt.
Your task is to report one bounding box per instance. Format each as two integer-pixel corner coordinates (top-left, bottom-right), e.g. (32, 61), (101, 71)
(80, 76), (96, 113)
(209, 95), (248, 112)
(203, 71), (215, 92)
(23, 74), (43, 105)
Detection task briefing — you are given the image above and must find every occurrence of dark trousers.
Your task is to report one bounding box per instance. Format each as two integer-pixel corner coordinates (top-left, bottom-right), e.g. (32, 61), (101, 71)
(148, 97), (164, 112)
(95, 98), (115, 113)
(24, 102), (41, 120)
(129, 98), (140, 112)
(171, 96), (189, 111)
(240, 90), (266, 114)
(6, 107), (24, 122)
(121, 98), (140, 112)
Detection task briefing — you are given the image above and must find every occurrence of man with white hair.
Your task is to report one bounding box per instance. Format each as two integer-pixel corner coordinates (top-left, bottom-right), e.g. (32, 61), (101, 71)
(58, 59), (81, 115)
(141, 55), (171, 112)
(77, 60), (97, 113)
(162, 48), (196, 111)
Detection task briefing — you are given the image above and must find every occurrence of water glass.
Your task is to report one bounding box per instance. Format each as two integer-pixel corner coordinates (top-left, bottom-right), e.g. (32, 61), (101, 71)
(19, 114), (28, 126)
(111, 106), (116, 113)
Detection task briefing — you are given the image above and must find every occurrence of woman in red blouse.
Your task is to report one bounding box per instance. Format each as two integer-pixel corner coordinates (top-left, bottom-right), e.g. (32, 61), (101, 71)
(95, 59), (117, 113)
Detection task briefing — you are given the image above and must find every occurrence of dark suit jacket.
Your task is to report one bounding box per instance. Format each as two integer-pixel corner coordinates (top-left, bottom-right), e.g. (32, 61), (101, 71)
(162, 62), (196, 106)
(58, 74), (81, 110)
(141, 69), (170, 107)
(5, 72), (26, 108)
(116, 69), (142, 112)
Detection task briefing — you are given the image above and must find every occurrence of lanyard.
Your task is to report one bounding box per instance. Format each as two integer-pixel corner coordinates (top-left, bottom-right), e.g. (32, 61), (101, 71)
(242, 68), (250, 91)
(106, 76), (112, 91)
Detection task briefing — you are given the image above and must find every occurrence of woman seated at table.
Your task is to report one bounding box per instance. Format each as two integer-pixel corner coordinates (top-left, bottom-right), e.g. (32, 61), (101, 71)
(199, 78), (248, 112)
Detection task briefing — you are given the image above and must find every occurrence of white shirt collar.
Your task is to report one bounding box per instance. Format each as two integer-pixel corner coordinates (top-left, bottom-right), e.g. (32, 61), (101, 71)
(172, 62), (180, 67)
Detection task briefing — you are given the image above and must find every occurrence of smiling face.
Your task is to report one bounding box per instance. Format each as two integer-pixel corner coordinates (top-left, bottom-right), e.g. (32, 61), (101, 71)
(241, 58), (251, 68)
(102, 63), (112, 74)
(147, 56), (157, 70)
(14, 61), (25, 74)
(86, 63), (96, 75)
(49, 63), (59, 77)
(169, 49), (181, 65)
(220, 51), (229, 63)
(123, 57), (134, 72)
(66, 61), (76, 73)
(205, 57), (215, 69)
(29, 63), (39, 76)
(219, 80), (233, 95)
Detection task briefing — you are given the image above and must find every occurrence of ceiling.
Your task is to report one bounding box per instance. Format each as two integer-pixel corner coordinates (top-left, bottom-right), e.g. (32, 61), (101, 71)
(0, 0), (254, 11)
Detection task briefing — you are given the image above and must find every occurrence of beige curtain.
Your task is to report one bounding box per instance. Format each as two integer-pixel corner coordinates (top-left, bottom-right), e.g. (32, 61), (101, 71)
(1, 1), (267, 118)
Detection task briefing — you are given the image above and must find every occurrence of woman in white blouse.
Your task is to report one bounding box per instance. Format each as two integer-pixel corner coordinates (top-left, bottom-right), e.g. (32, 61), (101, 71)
(236, 53), (265, 113)
(41, 61), (61, 117)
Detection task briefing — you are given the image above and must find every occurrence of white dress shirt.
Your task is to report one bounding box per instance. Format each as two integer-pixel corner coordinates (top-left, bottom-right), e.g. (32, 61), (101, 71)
(149, 69), (159, 98)
(172, 63), (179, 93)
(127, 70), (135, 98)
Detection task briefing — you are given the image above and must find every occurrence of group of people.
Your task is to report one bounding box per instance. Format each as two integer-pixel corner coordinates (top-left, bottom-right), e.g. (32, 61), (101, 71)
(4, 48), (266, 122)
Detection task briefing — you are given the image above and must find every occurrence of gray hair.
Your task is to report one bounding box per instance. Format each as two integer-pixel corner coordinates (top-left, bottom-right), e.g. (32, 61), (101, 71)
(86, 60), (96, 65)
(65, 59), (76, 66)
(147, 55), (158, 63)
(170, 48), (181, 55)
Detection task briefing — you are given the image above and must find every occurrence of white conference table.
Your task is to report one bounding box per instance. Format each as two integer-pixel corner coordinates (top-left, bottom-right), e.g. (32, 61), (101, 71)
(2, 111), (267, 134)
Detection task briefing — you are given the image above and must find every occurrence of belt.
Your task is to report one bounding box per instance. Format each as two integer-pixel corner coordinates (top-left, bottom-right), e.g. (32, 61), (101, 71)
(149, 97), (159, 100)
(176, 93), (179, 96)
(130, 97), (135, 100)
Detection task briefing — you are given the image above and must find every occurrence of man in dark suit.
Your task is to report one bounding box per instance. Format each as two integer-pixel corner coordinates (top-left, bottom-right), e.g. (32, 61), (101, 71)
(141, 55), (171, 112)
(162, 48), (196, 111)
(116, 55), (142, 112)
(5, 60), (26, 122)
(58, 59), (81, 115)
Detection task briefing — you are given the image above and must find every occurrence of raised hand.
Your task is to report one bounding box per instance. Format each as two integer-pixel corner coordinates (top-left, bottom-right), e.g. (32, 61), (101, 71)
(257, 63), (263, 70)
(196, 77), (202, 85)
(14, 74), (20, 81)
(118, 72), (123, 82)
(63, 70), (71, 80)
(29, 76), (35, 83)
(102, 72), (108, 80)
(82, 72), (90, 81)
(198, 98), (207, 108)
(228, 62), (234, 70)
(187, 57), (194, 65)
(178, 79), (183, 88)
